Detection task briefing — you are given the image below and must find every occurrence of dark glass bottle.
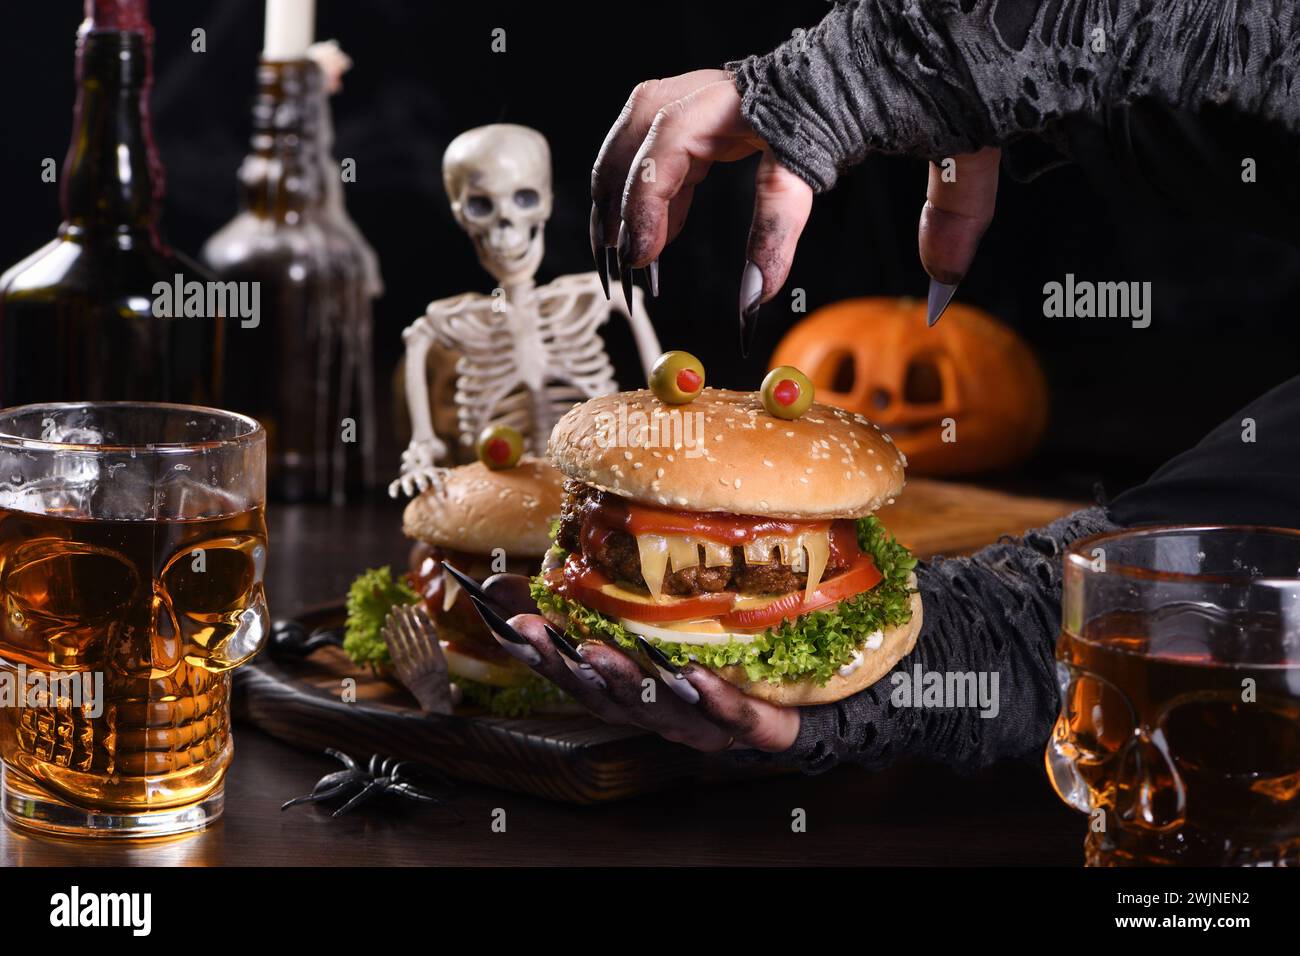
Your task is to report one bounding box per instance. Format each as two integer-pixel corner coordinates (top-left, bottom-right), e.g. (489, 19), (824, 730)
(0, 0), (222, 407)
(203, 57), (380, 503)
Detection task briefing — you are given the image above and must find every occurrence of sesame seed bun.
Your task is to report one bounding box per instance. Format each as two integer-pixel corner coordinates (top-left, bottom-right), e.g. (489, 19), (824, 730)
(401, 457), (564, 557)
(547, 389), (906, 519)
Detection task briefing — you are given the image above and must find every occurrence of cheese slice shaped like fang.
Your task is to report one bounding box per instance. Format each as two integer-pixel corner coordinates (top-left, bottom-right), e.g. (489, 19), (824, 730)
(801, 531), (830, 600)
(636, 533), (671, 598)
(442, 571), (462, 612)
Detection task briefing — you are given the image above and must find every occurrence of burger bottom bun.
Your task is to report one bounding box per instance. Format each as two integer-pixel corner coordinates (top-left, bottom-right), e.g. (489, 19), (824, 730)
(715, 587), (923, 706)
(547, 576), (924, 707)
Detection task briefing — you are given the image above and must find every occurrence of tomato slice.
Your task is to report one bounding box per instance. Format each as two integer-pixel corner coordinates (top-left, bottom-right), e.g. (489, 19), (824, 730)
(718, 555), (882, 631)
(554, 552), (883, 632)
(560, 557), (735, 623)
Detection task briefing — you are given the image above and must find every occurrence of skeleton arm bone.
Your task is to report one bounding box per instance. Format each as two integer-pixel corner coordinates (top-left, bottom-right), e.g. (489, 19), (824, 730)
(389, 306), (456, 498)
(616, 284), (662, 383)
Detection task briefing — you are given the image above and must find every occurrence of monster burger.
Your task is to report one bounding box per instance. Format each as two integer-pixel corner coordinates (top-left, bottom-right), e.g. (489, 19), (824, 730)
(404, 443), (570, 714)
(533, 386), (922, 705)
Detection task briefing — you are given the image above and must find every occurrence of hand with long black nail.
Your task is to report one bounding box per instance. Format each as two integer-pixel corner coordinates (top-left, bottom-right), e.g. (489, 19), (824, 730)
(590, 70), (812, 355)
(488, 612), (800, 753)
(591, 72), (1000, 337)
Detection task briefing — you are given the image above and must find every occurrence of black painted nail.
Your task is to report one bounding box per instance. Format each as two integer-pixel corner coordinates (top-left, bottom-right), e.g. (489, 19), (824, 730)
(926, 278), (958, 326)
(649, 258), (659, 298)
(589, 204), (608, 299)
(636, 636), (700, 704)
(546, 625), (605, 689)
(616, 221), (636, 315)
(466, 593), (541, 665)
(442, 562), (488, 602)
(738, 259), (762, 357)
(602, 246), (616, 302)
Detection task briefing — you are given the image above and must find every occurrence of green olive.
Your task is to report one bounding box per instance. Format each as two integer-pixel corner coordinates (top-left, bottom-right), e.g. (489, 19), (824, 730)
(649, 350), (706, 404)
(477, 424), (524, 470)
(761, 366), (815, 420)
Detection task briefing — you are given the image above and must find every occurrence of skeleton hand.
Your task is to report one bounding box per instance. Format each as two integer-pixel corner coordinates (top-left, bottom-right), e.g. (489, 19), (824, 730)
(388, 437), (449, 498)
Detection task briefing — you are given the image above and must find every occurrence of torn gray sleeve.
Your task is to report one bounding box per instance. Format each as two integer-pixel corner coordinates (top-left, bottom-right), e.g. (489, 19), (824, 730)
(735, 506), (1117, 775)
(727, 0), (1300, 192)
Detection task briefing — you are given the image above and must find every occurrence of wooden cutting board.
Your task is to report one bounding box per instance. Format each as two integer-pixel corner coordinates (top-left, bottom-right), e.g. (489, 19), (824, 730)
(234, 480), (1080, 804)
(880, 478), (1082, 558)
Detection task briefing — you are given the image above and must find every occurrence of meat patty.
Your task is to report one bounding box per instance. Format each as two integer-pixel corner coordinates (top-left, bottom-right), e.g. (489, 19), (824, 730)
(558, 481), (849, 596)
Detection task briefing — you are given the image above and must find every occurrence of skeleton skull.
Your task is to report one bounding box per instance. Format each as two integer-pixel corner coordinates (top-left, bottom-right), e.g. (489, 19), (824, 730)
(442, 124), (552, 286)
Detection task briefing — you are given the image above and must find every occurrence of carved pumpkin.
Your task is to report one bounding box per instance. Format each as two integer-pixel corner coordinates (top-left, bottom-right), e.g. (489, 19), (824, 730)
(770, 297), (1047, 475)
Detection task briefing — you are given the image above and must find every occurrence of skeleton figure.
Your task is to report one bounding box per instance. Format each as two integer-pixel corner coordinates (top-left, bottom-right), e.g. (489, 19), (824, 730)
(390, 124), (661, 497)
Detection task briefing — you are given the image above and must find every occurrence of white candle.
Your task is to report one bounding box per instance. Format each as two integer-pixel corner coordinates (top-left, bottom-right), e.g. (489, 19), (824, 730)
(263, 0), (316, 60)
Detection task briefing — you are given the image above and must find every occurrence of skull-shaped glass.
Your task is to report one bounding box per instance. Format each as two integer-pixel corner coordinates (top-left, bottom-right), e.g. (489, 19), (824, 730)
(1048, 525), (1300, 866)
(0, 402), (267, 838)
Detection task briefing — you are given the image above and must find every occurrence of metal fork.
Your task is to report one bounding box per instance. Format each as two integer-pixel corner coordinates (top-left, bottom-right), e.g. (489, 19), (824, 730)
(381, 604), (457, 714)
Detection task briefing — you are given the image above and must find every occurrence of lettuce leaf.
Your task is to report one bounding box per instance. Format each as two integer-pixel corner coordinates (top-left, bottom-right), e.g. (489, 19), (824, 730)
(531, 515), (917, 686)
(344, 566), (568, 716)
(344, 566), (418, 669)
(455, 673), (571, 718)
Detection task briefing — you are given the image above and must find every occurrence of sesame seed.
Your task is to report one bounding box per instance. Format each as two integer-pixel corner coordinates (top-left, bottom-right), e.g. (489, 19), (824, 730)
(876, 464), (883, 472)
(623, 451), (633, 461)
(762, 459), (773, 468)
(805, 467), (813, 474)
(656, 467), (665, 478)
(734, 478), (742, 489)
(675, 497), (688, 506)
(799, 476), (809, 484)
(632, 461), (643, 469)
(785, 431), (795, 438)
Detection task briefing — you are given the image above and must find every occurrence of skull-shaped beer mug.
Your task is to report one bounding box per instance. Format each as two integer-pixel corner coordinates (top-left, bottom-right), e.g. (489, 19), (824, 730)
(1048, 526), (1300, 866)
(0, 403), (268, 837)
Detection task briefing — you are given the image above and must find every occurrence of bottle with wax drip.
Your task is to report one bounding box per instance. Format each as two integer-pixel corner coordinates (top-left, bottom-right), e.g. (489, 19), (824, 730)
(203, 40), (381, 504)
(0, 0), (223, 406)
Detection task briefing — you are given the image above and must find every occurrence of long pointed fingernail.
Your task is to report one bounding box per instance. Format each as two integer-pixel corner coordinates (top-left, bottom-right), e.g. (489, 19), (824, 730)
(442, 562), (488, 602)
(636, 636), (699, 704)
(926, 278), (958, 326)
(546, 625), (606, 689)
(649, 258), (660, 298)
(602, 247), (616, 301)
(738, 260), (762, 357)
(466, 594), (541, 665)
(589, 204), (608, 298)
(617, 221), (636, 315)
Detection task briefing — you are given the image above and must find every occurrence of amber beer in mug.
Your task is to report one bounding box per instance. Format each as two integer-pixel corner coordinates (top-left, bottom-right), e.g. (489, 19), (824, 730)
(0, 403), (268, 837)
(1048, 526), (1300, 865)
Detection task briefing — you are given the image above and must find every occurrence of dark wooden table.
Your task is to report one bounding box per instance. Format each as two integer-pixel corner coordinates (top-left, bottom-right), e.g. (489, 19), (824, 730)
(0, 500), (1085, 866)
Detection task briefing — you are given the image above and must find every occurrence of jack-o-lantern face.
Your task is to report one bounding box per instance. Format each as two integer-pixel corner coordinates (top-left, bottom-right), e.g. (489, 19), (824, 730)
(770, 297), (1047, 475)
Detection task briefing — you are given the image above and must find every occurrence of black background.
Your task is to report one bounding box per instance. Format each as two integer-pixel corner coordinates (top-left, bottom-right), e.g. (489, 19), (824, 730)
(2, 0), (1298, 499)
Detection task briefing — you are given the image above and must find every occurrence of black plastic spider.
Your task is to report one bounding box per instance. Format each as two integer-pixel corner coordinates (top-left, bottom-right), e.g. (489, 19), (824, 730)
(280, 749), (458, 818)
